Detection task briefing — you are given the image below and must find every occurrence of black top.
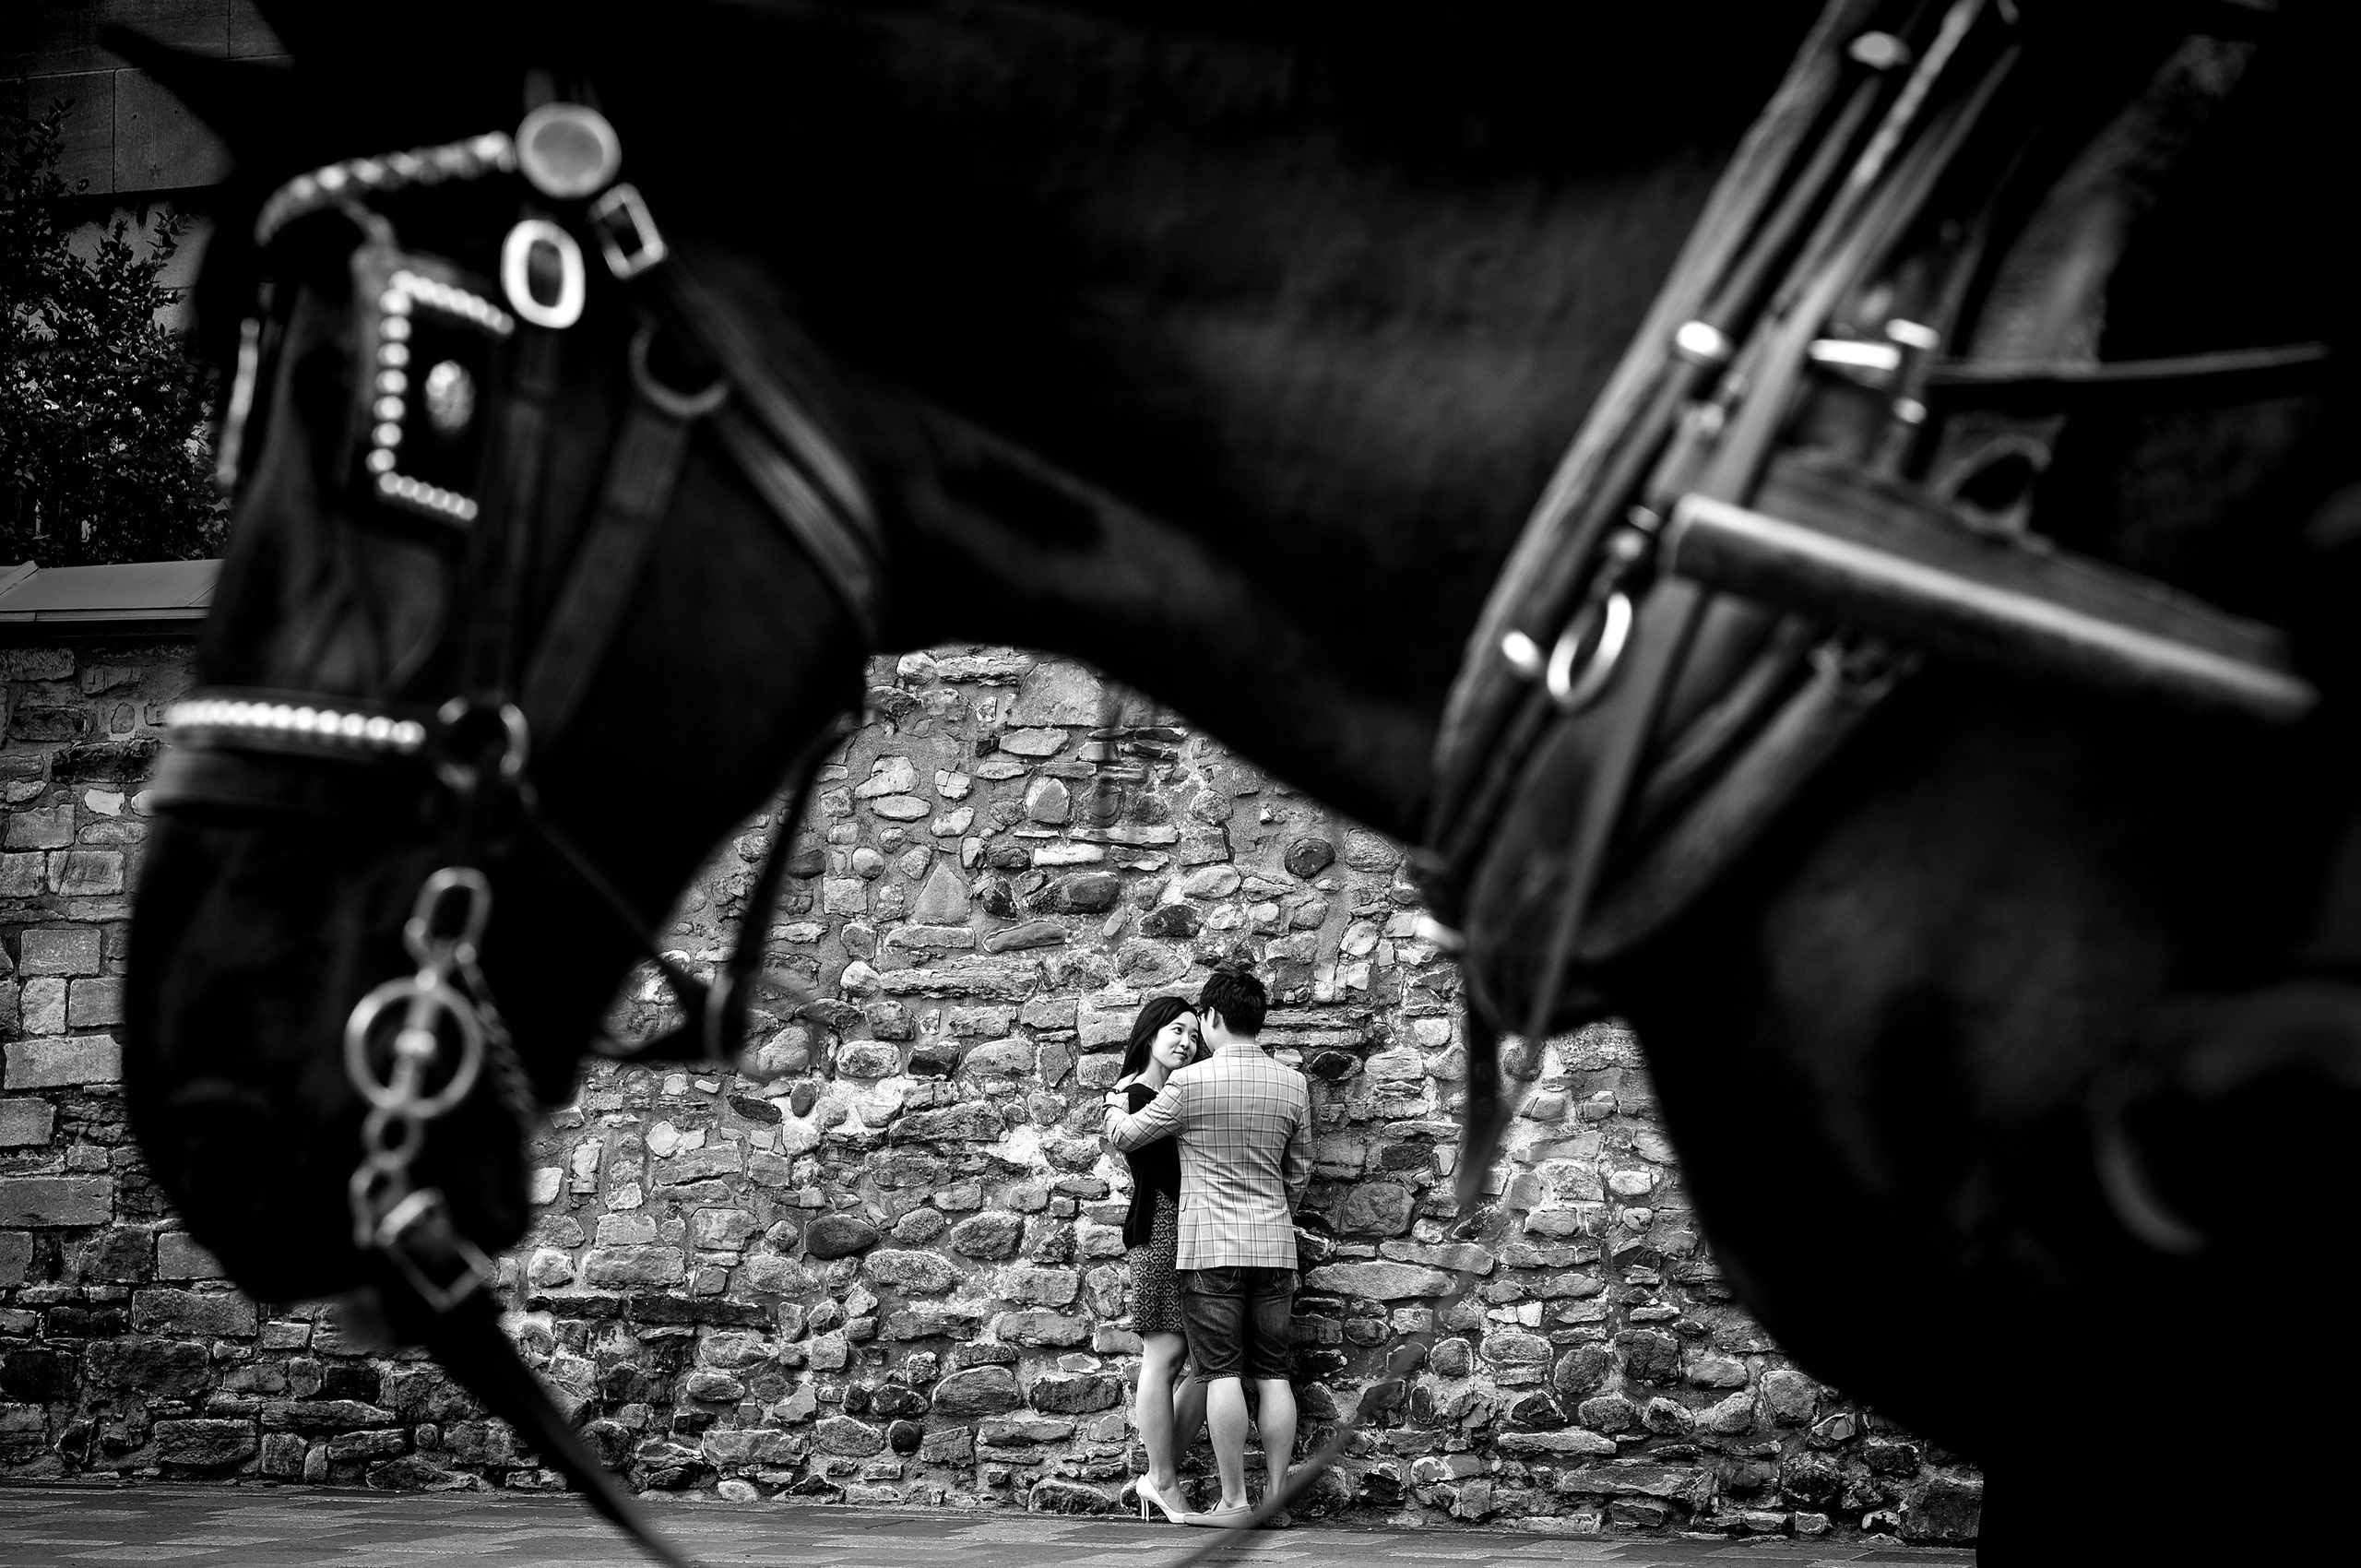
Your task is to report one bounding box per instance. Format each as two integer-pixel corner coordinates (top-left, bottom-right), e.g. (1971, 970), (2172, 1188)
(1120, 1079), (1181, 1250)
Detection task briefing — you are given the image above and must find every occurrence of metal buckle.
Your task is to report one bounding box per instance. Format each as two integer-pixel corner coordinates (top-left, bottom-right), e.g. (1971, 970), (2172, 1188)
(629, 326), (730, 420)
(375, 1188), (497, 1314)
(500, 219), (587, 329)
(588, 184), (667, 280)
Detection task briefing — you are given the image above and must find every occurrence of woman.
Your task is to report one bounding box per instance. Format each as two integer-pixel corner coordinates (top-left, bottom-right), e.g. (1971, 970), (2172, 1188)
(1112, 994), (1208, 1522)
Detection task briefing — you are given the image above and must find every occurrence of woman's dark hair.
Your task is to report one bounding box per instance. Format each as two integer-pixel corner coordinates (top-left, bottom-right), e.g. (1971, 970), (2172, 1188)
(1119, 995), (1198, 1082)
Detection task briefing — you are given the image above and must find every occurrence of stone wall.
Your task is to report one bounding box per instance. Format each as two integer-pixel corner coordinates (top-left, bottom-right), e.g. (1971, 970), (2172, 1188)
(0, 634), (1982, 1543)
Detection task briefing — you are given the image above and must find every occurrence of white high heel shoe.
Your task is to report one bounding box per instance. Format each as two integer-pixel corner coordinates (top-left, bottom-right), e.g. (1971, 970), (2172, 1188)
(1135, 1475), (1191, 1523)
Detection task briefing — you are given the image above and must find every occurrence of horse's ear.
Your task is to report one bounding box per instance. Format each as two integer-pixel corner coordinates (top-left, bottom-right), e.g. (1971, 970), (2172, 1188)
(98, 28), (302, 167)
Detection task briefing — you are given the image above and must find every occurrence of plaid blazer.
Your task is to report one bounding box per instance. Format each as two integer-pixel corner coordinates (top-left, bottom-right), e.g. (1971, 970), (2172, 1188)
(1108, 1042), (1312, 1270)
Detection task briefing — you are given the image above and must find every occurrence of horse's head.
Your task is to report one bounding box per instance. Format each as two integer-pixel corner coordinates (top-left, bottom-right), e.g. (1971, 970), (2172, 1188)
(117, 28), (873, 1315)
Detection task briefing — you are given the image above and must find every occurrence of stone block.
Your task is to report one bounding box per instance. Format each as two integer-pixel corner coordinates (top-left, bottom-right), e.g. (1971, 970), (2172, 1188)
(813, 1414), (884, 1456)
(864, 1249), (960, 1294)
(0, 1174), (113, 1227)
(990, 1311), (1091, 1347)
(260, 1399), (397, 1431)
(1026, 1372), (1121, 1414)
(880, 1304), (984, 1341)
(0, 1099), (54, 1147)
(1304, 1261), (1451, 1301)
(65, 977), (124, 1027)
(0, 854), (45, 897)
(259, 1431), (307, 1478)
(931, 1365), (1022, 1416)
(691, 1208), (759, 1251)
(836, 1041), (900, 1079)
(132, 1288), (257, 1338)
(981, 920), (1066, 954)
(16, 927), (101, 976)
(580, 1246), (686, 1287)
(804, 1215), (881, 1259)
(0, 1231), (30, 1288)
(5, 1034), (122, 1088)
(854, 756), (919, 798)
(999, 728), (1064, 757)
(17, 977), (64, 1034)
(154, 1418), (258, 1468)
(50, 849), (125, 897)
(960, 1038), (1035, 1077)
(0, 649), (73, 681)
(1904, 1476), (1983, 1543)
(3, 806), (74, 851)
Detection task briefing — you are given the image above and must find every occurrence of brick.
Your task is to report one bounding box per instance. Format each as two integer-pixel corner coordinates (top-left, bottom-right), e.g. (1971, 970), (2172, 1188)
(155, 1232), (226, 1280)
(17, 927), (101, 976)
(49, 849), (125, 897)
(65, 977), (124, 1028)
(153, 1418), (258, 1468)
(0, 1232), (30, 1288)
(1303, 1261), (1453, 1300)
(132, 1288), (258, 1338)
(18, 977), (65, 1033)
(5, 1034), (122, 1088)
(0, 649), (72, 682)
(0, 1099), (53, 1148)
(0, 1175), (113, 1227)
(2, 806), (74, 850)
(0, 854), (44, 898)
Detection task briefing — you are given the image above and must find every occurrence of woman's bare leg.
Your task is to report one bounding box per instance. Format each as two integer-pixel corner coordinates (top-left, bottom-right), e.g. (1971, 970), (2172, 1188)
(1135, 1332), (1188, 1491)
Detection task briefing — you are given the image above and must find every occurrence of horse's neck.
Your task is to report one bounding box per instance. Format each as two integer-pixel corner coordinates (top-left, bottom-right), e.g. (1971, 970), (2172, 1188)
(820, 93), (1750, 840)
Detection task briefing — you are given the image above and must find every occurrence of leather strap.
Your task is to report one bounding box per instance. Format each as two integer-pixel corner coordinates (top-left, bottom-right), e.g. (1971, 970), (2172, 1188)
(663, 263), (885, 645)
(1923, 340), (2334, 414)
(469, 325), (564, 696)
(710, 403), (884, 646)
(518, 392), (694, 744)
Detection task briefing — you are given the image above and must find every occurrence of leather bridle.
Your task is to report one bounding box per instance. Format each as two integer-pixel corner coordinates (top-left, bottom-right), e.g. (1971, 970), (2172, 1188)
(1421, 0), (2332, 1184)
(150, 98), (882, 1568)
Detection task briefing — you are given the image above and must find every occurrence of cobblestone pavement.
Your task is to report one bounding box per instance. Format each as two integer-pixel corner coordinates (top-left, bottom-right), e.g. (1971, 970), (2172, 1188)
(0, 1486), (1975, 1567)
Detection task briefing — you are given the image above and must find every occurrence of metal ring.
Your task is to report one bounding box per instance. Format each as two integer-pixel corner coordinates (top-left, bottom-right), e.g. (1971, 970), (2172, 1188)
(630, 326), (730, 420)
(404, 865), (495, 969)
(343, 974), (487, 1117)
(500, 219), (587, 329)
(433, 698), (530, 785)
(1545, 591), (1635, 714)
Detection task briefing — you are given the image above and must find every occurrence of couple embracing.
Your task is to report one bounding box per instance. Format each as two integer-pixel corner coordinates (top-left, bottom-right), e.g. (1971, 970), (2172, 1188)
(1102, 963), (1311, 1528)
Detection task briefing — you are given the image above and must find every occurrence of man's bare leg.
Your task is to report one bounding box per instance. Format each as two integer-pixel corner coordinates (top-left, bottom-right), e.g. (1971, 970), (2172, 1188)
(1204, 1375), (1252, 1510)
(1254, 1377), (1298, 1509)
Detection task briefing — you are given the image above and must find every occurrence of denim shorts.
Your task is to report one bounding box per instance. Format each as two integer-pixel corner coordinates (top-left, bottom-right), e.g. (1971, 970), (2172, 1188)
(1179, 1265), (1295, 1383)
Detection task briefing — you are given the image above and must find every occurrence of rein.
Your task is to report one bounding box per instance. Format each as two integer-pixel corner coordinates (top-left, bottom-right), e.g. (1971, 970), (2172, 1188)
(1421, 0), (2331, 1188)
(152, 99), (883, 1568)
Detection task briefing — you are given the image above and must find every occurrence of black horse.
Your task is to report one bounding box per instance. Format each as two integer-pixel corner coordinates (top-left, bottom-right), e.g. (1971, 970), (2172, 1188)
(116, 2), (2361, 1562)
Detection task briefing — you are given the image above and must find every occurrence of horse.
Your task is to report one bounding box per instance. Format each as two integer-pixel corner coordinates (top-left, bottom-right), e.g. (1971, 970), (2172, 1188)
(111, 1), (2361, 1562)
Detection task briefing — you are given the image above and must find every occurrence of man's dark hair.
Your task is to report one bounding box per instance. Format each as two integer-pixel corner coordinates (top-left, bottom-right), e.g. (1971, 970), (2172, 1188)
(1196, 963), (1267, 1039)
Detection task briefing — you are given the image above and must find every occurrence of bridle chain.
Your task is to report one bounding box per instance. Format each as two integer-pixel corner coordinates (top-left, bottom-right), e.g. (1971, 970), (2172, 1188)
(341, 866), (518, 1309)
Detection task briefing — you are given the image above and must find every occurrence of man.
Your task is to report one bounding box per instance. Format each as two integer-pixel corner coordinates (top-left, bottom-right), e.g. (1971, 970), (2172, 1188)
(1105, 964), (1311, 1526)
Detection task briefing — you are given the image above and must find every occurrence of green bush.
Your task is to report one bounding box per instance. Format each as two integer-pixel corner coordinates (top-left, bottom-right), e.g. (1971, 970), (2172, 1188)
(1, 101), (223, 565)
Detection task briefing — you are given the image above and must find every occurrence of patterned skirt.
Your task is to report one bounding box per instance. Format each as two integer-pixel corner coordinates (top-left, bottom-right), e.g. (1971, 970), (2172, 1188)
(1129, 1188), (1187, 1337)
